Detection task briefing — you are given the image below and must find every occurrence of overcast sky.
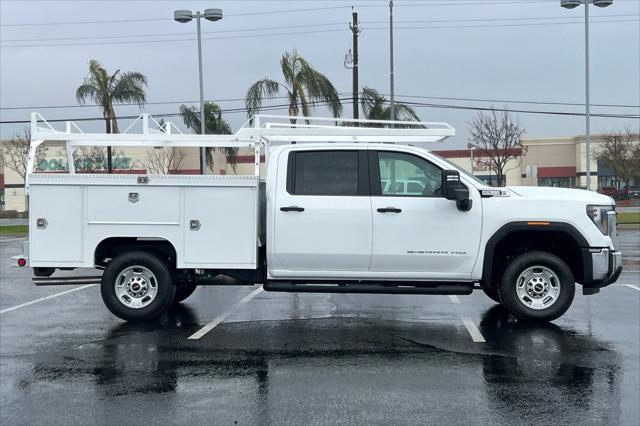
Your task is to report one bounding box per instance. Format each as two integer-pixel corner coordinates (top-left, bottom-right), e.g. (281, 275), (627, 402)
(1, 0), (638, 147)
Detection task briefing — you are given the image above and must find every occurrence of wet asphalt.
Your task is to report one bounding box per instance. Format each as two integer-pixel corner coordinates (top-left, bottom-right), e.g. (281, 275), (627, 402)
(0, 231), (639, 426)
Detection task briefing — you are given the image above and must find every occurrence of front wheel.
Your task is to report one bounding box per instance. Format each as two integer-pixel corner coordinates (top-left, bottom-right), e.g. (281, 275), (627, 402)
(482, 287), (502, 304)
(499, 251), (575, 322)
(101, 251), (175, 321)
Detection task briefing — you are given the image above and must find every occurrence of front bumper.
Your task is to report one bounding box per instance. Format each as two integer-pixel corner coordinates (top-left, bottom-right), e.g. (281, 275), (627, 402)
(582, 247), (623, 289)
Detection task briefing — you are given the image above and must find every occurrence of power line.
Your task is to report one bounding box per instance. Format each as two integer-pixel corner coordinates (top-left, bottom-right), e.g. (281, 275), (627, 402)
(2, 98), (637, 125)
(361, 13), (638, 25)
(1, 22), (351, 43)
(2, 18), (636, 49)
(0, 28), (348, 48)
(363, 18), (638, 31)
(399, 100), (640, 119)
(373, 93), (640, 110)
(4, 13), (636, 44)
(3, 92), (638, 112)
(4, 0), (634, 28)
(0, 5), (349, 27)
(0, 98), (355, 125)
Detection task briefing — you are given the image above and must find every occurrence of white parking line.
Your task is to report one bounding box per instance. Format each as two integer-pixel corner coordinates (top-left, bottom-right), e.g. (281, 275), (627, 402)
(462, 318), (486, 343)
(0, 284), (96, 314)
(448, 295), (460, 304)
(624, 284), (640, 292)
(188, 286), (264, 340)
(0, 237), (27, 243)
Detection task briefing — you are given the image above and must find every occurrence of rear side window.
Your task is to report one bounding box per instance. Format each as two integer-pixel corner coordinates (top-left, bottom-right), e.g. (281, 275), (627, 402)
(288, 150), (360, 196)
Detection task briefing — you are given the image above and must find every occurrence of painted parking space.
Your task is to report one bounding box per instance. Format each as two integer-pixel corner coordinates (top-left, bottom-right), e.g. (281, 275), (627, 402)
(1, 235), (639, 425)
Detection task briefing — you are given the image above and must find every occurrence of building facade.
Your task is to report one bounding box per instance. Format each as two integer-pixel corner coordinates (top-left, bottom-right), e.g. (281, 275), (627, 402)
(1, 133), (638, 212)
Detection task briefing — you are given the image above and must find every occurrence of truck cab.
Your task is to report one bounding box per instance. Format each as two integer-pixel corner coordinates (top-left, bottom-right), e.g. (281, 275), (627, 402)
(12, 114), (623, 323)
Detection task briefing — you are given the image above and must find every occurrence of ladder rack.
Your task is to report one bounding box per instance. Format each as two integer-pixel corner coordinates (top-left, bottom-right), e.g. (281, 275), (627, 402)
(26, 112), (455, 181)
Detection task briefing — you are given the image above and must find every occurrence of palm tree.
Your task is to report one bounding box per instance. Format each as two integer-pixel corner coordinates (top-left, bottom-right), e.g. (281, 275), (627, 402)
(360, 87), (421, 125)
(245, 50), (342, 124)
(179, 102), (236, 170)
(76, 59), (147, 172)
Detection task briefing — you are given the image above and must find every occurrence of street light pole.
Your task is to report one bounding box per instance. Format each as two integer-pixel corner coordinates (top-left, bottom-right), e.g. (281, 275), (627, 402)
(196, 12), (206, 173)
(389, 0), (395, 124)
(583, 2), (591, 191)
(560, 0), (612, 191)
(174, 8), (223, 175)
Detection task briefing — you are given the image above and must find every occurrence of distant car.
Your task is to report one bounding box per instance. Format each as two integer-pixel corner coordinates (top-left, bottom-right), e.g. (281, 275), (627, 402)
(598, 186), (619, 199)
(381, 178), (427, 195)
(623, 185), (640, 199)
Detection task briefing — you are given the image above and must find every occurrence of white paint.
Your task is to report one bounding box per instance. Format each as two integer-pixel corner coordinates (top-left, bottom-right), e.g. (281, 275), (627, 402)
(448, 295), (460, 304)
(462, 318), (486, 343)
(188, 286), (264, 340)
(28, 174), (260, 270)
(0, 284), (95, 314)
(624, 284), (640, 292)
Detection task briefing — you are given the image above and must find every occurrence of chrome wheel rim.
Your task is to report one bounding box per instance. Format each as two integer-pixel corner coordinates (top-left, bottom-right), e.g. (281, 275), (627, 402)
(515, 266), (561, 310)
(114, 266), (158, 309)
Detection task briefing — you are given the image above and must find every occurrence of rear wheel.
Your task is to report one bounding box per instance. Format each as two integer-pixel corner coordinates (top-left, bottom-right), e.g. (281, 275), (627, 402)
(101, 251), (175, 321)
(172, 281), (197, 304)
(498, 251), (575, 322)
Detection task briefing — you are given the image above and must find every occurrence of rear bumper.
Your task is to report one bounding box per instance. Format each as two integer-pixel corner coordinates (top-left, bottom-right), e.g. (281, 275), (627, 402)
(581, 247), (623, 288)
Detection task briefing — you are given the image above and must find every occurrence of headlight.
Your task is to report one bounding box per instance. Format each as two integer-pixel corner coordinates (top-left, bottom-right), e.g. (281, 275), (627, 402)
(586, 204), (614, 235)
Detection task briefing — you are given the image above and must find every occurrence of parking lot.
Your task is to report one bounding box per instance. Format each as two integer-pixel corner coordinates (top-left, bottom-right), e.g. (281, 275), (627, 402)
(1, 231), (639, 426)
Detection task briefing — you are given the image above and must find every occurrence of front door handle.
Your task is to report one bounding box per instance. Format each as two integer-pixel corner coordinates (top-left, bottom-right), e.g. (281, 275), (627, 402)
(377, 207), (402, 213)
(280, 206), (305, 212)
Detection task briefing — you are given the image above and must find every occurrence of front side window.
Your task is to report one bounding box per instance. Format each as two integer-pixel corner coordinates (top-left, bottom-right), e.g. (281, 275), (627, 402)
(289, 150), (359, 196)
(377, 151), (442, 197)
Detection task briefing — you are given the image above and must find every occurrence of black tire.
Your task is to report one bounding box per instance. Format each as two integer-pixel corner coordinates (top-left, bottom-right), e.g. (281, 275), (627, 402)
(101, 251), (175, 321)
(498, 251), (575, 322)
(482, 287), (502, 304)
(172, 281), (197, 304)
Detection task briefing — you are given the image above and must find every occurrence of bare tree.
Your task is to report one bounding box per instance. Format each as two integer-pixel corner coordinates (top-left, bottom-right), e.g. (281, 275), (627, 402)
(145, 147), (185, 174)
(0, 130), (48, 182)
(73, 146), (139, 173)
(597, 128), (640, 190)
(467, 109), (526, 186)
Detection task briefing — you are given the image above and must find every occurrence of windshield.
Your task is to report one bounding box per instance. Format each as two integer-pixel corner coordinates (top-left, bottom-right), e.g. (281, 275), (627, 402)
(430, 152), (489, 187)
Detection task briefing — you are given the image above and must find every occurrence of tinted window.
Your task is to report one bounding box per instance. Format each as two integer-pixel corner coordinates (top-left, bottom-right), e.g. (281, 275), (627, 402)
(378, 151), (442, 197)
(291, 151), (359, 196)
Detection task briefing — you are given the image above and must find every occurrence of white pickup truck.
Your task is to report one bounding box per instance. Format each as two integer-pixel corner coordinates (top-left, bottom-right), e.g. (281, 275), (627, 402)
(13, 114), (623, 323)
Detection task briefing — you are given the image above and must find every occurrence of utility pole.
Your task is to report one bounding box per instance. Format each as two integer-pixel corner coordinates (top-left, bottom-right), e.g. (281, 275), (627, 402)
(349, 10), (360, 122)
(389, 0), (395, 124)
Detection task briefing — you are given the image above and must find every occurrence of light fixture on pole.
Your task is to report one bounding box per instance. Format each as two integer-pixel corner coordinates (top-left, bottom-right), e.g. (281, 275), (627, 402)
(174, 8), (223, 175)
(560, 0), (612, 191)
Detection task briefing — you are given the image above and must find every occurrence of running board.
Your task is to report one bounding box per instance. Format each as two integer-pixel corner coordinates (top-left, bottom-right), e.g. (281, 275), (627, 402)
(33, 275), (102, 286)
(264, 281), (474, 295)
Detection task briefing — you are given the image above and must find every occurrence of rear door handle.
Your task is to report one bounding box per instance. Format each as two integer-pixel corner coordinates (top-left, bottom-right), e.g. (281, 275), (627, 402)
(280, 206), (305, 212)
(377, 207), (402, 213)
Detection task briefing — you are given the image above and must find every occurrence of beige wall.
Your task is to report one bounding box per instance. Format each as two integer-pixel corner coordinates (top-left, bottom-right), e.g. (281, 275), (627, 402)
(2, 133), (637, 212)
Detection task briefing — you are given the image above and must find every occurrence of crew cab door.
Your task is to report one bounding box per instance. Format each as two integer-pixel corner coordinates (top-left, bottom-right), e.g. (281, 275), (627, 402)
(269, 149), (372, 277)
(369, 150), (482, 280)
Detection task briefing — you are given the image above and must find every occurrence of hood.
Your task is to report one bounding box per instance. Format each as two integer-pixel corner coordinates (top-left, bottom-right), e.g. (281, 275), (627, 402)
(507, 186), (614, 205)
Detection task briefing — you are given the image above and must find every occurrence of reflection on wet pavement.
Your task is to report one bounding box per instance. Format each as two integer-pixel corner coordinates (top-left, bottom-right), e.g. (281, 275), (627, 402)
(6, 303), (631, 426)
